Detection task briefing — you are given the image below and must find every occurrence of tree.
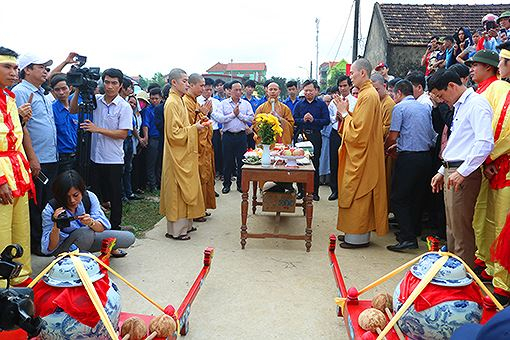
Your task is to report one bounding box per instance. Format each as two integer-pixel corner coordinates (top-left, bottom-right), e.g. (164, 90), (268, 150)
(137, 75), (149, 90)
(150, 72), (166, 88)
(327, 63), (345, 89)
(267, 76), (288, 100)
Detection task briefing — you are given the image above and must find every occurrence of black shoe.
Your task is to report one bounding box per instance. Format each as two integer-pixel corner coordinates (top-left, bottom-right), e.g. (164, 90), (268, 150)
(339, 241), (370, 249)
(296, 192), (304, 200)
(337, 234), (345, 242)
(328, 192), (338, 201)
(386, 240), (418, 252)
(237, 186), (243, 193)
(222, 187), (230, 194)
(215, 191), (220, 197)
(313, 194), (320, 201)
(127, 194), (142, 200)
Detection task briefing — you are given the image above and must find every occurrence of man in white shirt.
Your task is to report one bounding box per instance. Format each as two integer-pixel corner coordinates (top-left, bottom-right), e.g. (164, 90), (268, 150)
(328, 75), (357, 200)
(71, 68), (133, 230)
(406, 71), (434, 109)
(429, 69), (494, 268)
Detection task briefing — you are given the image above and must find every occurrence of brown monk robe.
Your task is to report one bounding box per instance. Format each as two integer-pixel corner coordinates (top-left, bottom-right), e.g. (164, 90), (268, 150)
(183, 74), (216, 212)
(253, 83), (294, 145)
(160, 69), (205, 240)
(335, 59), (388, 248)
(371, 73), (396, 205)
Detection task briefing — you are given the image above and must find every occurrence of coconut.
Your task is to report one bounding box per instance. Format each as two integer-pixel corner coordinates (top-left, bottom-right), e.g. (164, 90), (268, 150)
(120, 317), (147, 340)
(358, 308), (387, 332)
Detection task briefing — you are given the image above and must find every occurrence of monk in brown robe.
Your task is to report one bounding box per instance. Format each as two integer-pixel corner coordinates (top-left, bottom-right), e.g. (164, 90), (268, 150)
(160, 69), (205, 241)
(183, 74), (216, 220)
(333, 59), (388, 248)
(371, 73), (396, 205)
(254, 82), (294, 144)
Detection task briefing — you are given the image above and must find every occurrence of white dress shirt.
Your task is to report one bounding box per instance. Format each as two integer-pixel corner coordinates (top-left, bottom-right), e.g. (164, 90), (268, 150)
(439, 87), (494, 177)
(217, 98), (254, 133)
(328, 94), (357, 130)
(197, 95), (221, 130)
(417, 92), (434, 109)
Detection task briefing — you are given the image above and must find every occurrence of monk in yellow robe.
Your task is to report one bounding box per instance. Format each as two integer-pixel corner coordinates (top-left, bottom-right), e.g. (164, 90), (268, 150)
(160, 69), (205, 240)
(254, 82), (294, 145)
(371, 73), (396, 205)
(470, 48), (510, 300)
(183, 74), (216, 217)
(334, 59), (388, 248)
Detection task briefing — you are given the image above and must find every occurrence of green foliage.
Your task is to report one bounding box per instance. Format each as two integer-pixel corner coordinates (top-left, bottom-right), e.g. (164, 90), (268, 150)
(122, 198), (161, 237)
(267, 76), (288, 99)
(254, 84), (265, 99)
(327, 63), (346, 89)
(138, 75), (149, 90)
(150, 72), (166, 88)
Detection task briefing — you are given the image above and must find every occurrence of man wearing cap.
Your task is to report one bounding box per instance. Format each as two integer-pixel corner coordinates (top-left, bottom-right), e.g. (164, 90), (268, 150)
(0, 47), (35, 285)
(498, 11), (510, 37)
(374, 62), (394, 82)
(467, 49), (510, 303)
(12, 52), (58, 255)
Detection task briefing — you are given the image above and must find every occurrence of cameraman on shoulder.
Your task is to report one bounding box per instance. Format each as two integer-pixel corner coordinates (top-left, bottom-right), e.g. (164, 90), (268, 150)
(41, 170), (135, 256)
(0, 46), (35, 286)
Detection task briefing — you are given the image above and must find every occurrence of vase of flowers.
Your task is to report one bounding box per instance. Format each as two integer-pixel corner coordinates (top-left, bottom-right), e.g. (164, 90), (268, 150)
(254, 113), (283, 167)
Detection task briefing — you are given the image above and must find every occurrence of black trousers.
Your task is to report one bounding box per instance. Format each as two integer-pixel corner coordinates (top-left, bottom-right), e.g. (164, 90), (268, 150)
(329, 129), (342, 194)
(131, 147), (146, 192)
(145, 137), (160, 190)
(212, 129), (222, 176)
(30, 162), (58, 255)
(57, 153), (77, 174)
(391, 151), (432, 242)
(298, 130), (322, 195)
(246, 132), (256, 150)
(222, 131), (247, 189)
(90, 162), (123, 229)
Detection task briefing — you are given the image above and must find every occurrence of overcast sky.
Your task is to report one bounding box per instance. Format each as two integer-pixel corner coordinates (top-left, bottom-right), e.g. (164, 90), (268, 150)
(1, 0), (503, 80)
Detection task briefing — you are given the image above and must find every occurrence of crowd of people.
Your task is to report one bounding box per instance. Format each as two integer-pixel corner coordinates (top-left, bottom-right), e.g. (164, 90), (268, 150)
(1, 9), (510, 305)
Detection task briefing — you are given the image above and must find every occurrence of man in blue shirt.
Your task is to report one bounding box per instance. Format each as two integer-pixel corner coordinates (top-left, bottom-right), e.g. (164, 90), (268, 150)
(50, 74), (78, 173)
(385, 80), (437, 252)
(13, 53), (58, 255)
(243, 79), (259, 149)
(293, 79), (330, 200)
(213, 79), (227, 101)
(283, 80), (300, 114)
(141, 87), (163, 192)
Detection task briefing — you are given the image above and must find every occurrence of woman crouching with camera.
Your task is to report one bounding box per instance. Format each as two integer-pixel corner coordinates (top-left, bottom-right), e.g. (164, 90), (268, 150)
(41, 170), (135, 257)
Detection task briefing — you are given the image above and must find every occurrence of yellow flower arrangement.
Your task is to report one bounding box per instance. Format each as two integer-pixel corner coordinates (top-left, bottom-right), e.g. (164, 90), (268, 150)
(254, 113), (283, 144)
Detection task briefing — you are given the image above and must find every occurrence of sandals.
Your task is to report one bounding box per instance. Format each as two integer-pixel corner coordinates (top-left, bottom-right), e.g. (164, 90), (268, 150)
(165, 233), (191, 241)
(189, 227), (197, 233)
(193, 217), (207, 222)
(111, 249), (128, 258)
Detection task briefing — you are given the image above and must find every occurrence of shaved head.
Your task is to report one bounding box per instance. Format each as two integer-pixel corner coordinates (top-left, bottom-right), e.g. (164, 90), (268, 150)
(353, 58), (373, 75)
(268, 82), (279, 88)
(188, 73), (204, 85)
(370, 73), (385, 85)
(168, 68), (186, 84)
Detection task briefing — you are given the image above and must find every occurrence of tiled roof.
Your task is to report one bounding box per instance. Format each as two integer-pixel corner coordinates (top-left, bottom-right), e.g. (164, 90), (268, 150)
(207, 62), (266, 72)
(377, 3), (510, 46)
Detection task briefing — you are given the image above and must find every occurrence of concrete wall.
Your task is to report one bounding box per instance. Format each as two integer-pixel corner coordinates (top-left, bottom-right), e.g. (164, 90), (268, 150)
(364, 10), (388, 70)
(387, 45), (426, 78)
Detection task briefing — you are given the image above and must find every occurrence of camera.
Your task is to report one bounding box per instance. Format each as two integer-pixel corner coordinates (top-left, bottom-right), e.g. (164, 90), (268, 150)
(66, 55), (100, 93)
(0, 244), (44, 338)
(51, 211), (78, 229)
(485, 20), (498, 31)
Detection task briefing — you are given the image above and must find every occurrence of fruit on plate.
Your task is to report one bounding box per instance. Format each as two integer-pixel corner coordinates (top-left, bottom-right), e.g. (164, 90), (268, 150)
(292, 148), (305, 156)
(282, 149), (292, 156)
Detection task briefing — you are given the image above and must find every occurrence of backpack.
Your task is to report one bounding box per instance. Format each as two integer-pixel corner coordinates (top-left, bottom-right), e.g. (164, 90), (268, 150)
(48, 190), (92, 215)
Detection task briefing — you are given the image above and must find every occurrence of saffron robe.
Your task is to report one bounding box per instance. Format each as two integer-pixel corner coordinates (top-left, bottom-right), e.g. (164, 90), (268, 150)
(254, 100), (294, 145)
(337, 80), (388, 236)
(183, 93), (216, 210)
(473, 79), (510, 291)
(159, 90), (205, 222)
(380, 94), (396, 204)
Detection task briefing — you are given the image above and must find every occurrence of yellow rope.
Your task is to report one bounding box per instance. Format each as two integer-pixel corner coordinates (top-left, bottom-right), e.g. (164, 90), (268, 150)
(27, 250), (76, 288)
(377, 254), (449, 340)
(69, 255), (117, 339)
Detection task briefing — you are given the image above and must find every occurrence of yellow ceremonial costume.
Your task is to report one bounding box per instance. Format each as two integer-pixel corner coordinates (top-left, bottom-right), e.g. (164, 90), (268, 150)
(380, 94), (396, 204)
(183, 93), (216, 210)
(473, 79), (510, 292)
(0, 88), (34, 286)
(160, 90), (205, 236)
(337, 80), (388, 238)
(254, 101), (294, 145)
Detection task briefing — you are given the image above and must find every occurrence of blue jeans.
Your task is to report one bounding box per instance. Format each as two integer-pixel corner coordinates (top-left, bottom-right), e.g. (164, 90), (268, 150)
(122, 137), (134, 198)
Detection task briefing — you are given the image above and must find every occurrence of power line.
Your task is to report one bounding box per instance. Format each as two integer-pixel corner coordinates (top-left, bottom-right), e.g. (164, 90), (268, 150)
(333, 0), (355, 61)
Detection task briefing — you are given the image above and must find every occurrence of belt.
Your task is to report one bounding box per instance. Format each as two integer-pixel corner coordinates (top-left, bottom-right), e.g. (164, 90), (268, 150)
(224, 131), (245, 135)
(59, 153), (76, 159)
(442, 160), (464, 168)
(303, 129), (320, 134)
(399, 150), (430, 155)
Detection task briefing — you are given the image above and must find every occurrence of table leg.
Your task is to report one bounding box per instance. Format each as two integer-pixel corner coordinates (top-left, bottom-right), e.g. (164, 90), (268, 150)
(305, 181), (314, 252)
(252, 181), (258, 214)
(241, 178), (249, 249)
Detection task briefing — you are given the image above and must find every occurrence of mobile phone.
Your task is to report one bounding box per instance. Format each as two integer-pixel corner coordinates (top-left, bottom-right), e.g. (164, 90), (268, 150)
(37, 171), (49, 185)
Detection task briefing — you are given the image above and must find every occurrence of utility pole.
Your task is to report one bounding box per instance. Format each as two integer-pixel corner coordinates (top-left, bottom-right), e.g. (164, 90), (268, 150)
(352, 0), (360, 62)
(315, 18), (320, 80)
(310, 60), (313, 79)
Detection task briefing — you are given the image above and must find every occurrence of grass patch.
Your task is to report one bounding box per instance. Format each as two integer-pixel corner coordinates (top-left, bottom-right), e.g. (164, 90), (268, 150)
(122, 198), (162, 237)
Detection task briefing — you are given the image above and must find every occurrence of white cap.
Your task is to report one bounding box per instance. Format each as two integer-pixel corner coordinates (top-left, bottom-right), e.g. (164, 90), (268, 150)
(18, 53), (53, 71)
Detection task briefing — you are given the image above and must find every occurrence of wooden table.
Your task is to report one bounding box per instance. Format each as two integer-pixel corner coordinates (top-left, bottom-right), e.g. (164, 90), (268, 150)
(240, 163), (315, 252)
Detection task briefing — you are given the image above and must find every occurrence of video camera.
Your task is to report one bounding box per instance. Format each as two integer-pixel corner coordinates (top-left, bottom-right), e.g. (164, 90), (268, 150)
(66, 55), (100, 95)
(0, 244), (44, 338)
(51, 211), (79, 229)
